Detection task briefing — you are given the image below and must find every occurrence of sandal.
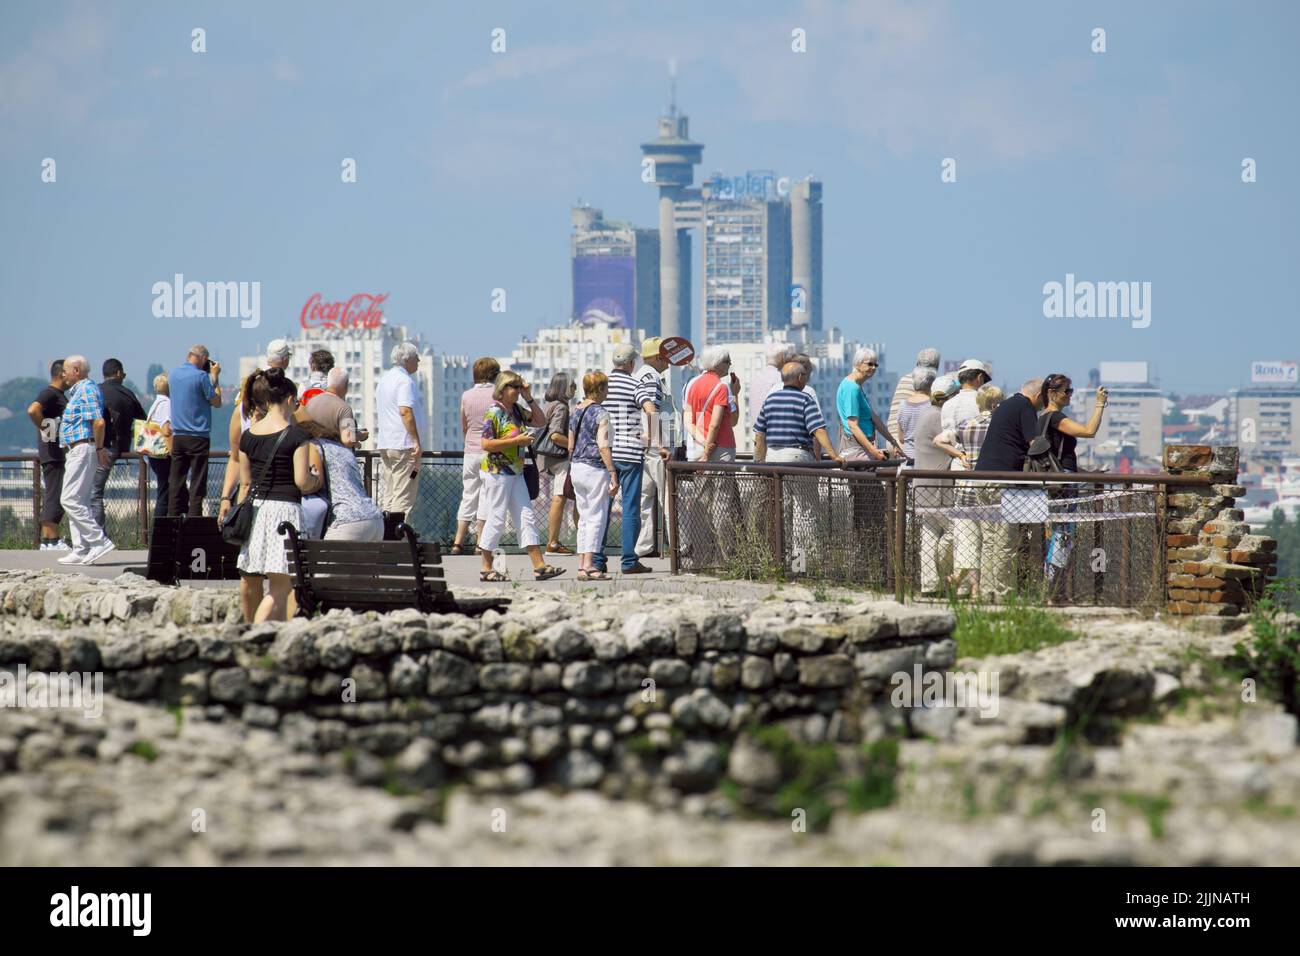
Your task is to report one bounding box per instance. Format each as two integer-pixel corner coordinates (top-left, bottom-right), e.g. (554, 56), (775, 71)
(451, 544), (465, 555)
(585, 570), (610, 581)
(479, 570), (508, 582)
(533, 565), (566, 581)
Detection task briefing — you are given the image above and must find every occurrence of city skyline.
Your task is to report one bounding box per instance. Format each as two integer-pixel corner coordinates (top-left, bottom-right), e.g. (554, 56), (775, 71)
(2, 1), (1298, 396)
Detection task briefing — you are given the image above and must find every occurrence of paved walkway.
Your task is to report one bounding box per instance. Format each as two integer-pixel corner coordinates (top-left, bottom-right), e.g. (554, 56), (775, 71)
(0, 549), (680, 595)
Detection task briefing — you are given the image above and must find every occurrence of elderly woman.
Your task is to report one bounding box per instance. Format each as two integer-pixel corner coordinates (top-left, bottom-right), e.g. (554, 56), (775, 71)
(145, 373), (173, 517)
(896, 365), (935, 465)
(681, 346), (742, 566)
(836, 346), (902, 460)
(540, 372), (578, 555)
(946, 383), (1004, 598)
(567, 371), (617, 580)
(478, 370), (565, 582)
(912, 374), (962, 595)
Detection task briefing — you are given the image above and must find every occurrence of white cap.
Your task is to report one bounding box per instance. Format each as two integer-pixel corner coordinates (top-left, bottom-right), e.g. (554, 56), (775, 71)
(266, 338), (291, 362)
(958, 358), (990, 376)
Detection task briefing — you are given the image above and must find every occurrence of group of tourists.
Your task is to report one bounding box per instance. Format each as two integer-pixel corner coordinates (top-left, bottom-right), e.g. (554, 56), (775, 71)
(29, 332), (1110, 615)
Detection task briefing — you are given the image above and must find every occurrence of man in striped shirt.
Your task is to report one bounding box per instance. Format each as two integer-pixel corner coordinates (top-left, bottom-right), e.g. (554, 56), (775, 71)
(753, 363), (840, 466)
(754, 363), (841, 562)
(595, 343), (657, 575)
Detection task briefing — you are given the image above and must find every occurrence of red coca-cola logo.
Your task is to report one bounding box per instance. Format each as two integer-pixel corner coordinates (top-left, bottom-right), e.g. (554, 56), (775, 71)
(300, 292), (388, 330)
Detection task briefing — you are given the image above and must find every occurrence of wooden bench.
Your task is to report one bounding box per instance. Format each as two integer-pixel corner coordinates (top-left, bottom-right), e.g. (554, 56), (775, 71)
(279, 521), (508, 618)
(126, 515), (242, 584)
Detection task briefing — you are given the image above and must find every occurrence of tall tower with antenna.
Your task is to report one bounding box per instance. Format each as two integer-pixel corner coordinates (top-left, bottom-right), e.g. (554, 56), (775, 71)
(640, 60), (703, 341)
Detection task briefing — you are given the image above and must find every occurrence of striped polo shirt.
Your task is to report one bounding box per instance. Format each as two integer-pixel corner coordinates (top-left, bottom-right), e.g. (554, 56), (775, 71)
(754, 386), (827, 450)
(602, 368), (646, 464)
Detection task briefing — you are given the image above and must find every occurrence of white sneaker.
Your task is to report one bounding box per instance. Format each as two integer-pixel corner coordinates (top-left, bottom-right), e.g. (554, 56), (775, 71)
(50, 539), (71, 551)
(58, 550), (90, 565)
(81, 539), (117, 565)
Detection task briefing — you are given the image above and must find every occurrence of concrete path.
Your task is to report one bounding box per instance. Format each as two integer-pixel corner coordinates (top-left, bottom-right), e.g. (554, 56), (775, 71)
(0, 549), (682, 595)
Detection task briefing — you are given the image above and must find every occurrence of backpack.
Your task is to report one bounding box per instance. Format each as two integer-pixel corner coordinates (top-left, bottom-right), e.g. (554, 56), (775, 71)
(1023, 411), (1062, 473)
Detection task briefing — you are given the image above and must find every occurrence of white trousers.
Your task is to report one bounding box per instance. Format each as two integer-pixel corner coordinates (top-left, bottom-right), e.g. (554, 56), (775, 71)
(457, 452), (485, 522)
(767, 447), (817, 560)
(636, 451), (664, 556)
(479, 471), (542, 552)
(60, 444), (108, 554)
(325, 517), (384, 542)
(571, 461), (612, 556)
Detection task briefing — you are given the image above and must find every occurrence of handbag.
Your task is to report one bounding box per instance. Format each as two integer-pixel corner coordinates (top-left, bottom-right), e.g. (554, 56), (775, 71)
(222, 429), (289, 547)
(131, 419), (169, 458)
(1023, 411), (1063, 473)
(532, 402), (569, 459)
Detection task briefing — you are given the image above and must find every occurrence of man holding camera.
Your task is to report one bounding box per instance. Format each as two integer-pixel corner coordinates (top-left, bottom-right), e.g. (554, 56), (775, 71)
(167, 344), (222, 517)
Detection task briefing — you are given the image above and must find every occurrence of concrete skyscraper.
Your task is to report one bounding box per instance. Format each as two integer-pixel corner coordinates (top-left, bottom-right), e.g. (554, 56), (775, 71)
(790, 177), (823, 331)
(640, 69), (702, 342)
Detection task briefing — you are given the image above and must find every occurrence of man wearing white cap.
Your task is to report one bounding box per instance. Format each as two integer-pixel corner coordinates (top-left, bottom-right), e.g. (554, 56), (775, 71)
(941, 359), (991, 444)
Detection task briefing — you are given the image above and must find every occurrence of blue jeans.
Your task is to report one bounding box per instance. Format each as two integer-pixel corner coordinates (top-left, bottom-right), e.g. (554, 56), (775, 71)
(593, 461), (643, 572)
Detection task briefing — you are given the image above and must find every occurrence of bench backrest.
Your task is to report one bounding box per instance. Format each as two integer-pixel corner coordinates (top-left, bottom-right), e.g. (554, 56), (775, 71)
(281, 527), (446, 614)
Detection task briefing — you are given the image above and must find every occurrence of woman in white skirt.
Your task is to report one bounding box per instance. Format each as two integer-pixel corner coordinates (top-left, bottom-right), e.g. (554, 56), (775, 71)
(477, 371), (565, 582)
(567, 371), (617, 581)
(230, 368), (322, 621)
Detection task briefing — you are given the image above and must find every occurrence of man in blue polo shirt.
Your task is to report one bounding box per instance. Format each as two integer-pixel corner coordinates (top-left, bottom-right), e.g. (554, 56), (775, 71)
(167, 344), (222, 517)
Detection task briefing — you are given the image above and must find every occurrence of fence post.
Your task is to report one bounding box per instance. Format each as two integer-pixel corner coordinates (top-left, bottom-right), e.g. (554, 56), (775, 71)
(666, 463), (678, 575)
(883, 476), (895, 592)
(1092, 482), (1104, 604)
(363, 452), (374, 499)
(893, 472), (909, 604)
(137, 456), (149, 548)
(31, 456), (42, 549)
(772, 470), (784, 577)
(1154, 481), (1168, 609)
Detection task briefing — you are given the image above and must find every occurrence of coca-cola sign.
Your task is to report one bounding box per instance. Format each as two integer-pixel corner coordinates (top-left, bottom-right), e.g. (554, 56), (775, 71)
(300, 292), (388, 330)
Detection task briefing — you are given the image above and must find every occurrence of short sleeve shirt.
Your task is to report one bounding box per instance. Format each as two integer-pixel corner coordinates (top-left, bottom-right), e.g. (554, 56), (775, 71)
(570, 403), (610, 468)
(480, 403), (528, 475)
(35, 385), (66, 463)
(239, 424), (310, 502)
(377, 366), (422, 449)
(58, 379), (103, 446)
(460, 384), (496, 454)
(836, 377), (874, 442)
(302, 392), (356, 440)
(169, 364), (215, 436)
(685, 371), (735, 452)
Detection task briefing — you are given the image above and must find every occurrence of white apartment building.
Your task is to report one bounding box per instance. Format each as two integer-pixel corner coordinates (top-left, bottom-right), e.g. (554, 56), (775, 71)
(498, 323), (644, 389)
(1076, 361), (1163, 465)
(240, 324), (471, 452)
(1230, 386), (1300, 462)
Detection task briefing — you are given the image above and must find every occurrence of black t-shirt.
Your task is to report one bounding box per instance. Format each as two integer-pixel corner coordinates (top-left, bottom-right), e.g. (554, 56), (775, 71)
(35, 385), (67, 463)
(1045, 410), (1079, 472)
(239, 425), (310, 503)
(973, 393), (1039, 472)
(100, 379), (147, 455)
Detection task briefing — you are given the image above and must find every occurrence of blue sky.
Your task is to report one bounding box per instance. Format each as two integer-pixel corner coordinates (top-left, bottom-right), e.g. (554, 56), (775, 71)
(1, 0), (1296, 395)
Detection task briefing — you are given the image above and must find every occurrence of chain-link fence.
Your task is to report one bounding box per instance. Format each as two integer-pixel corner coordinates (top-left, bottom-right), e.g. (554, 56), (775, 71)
(665, 461), (1177, 608)
(2, 450), (638, 553)
(667, 461), (894, 590)
(902, 474), (1164, 607)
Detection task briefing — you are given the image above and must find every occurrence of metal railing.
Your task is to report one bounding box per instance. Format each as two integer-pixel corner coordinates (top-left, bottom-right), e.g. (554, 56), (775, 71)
(1, 450), (641, 553)
(665, 460), (1216, 608)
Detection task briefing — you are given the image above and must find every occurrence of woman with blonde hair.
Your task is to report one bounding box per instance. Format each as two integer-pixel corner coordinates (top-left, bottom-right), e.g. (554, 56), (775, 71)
(478, 370), (565, 582)
(145, 373), (174, 517)
(567, 371), (617, 580)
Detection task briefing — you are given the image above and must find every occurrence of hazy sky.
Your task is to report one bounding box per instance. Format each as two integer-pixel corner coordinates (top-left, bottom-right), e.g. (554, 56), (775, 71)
(2, 0), (1297, 395)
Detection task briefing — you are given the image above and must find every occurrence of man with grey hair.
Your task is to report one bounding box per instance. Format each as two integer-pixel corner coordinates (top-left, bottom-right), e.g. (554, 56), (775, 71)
(376, 341), (425, 538)
(748, 341), (796, 438)
(168, 343), (222, 517)
(680, 345), (742, 566)
(887, 347), (941, 441)
(55, 356), (115, 564)
(595, 343), (656, 574)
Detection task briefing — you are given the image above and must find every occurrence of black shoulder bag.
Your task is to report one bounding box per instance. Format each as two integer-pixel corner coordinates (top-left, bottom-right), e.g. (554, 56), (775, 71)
(1023, 411), (1062, 474)
(222, 429), (290, 546)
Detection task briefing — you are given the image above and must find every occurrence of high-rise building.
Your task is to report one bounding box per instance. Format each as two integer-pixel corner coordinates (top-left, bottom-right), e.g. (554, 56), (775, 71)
(571, 205), (661, 335)
(640, 75), (702, 343)
(699, 171), (822, 346)
(1230, 385), (1300, 461)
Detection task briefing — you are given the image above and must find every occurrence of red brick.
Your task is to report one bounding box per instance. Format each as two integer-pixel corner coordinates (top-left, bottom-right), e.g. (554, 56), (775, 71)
(1166, 534), (1199, 548)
